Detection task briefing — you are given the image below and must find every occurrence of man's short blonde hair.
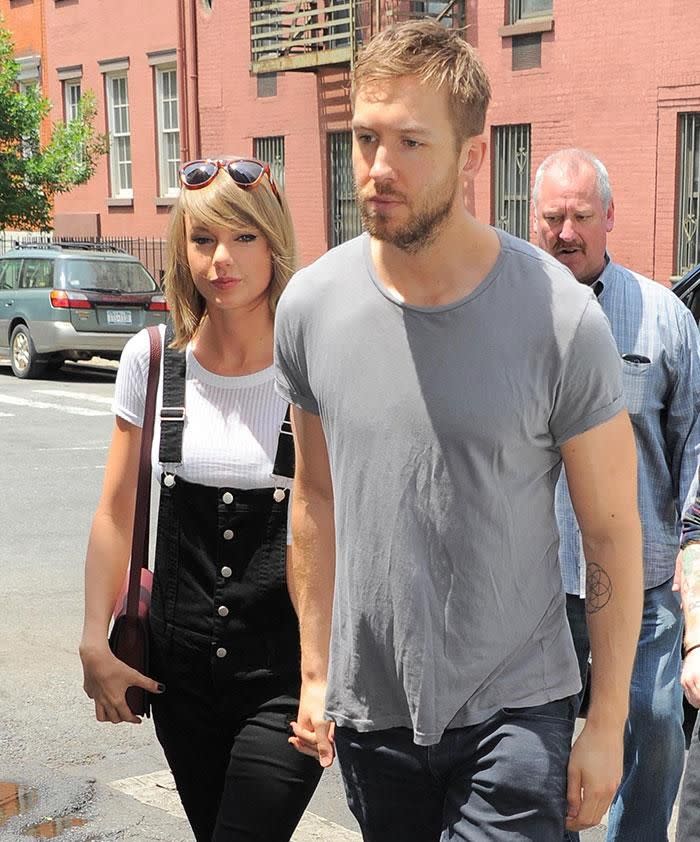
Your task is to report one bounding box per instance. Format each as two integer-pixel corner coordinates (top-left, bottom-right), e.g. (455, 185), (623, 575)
(351, 18), (491, 143)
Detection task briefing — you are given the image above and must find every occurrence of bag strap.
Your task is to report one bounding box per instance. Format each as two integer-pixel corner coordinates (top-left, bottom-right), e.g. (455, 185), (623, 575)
(125, 325), (162, 621)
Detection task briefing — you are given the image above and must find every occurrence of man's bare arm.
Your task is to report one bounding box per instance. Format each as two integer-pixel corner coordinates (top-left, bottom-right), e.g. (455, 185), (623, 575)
(681, 541), (700, 706)
(287, 406), (337, 767)
(561, 410), (643, 832)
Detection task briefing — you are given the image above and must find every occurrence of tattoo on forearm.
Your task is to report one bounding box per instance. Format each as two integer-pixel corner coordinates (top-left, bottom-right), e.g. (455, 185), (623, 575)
(585, 562), (612, 614)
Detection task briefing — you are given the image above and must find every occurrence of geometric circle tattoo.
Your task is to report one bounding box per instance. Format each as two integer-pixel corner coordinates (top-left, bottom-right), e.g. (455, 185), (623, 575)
(586, 562), (612, 614)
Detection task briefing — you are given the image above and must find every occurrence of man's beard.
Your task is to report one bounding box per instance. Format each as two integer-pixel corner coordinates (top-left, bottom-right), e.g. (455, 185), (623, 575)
(358, 178), (457, 254)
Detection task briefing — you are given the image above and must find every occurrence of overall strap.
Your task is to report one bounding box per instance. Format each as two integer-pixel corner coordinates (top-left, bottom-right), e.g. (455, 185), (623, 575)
(159, 321), (187, 466)
(271, 405), (295, 482)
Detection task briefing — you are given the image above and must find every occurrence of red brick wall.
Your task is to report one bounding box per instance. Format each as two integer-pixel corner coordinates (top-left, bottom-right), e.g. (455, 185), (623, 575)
(196, 3), (340, 267)
(2, 0), (49, 146)
(47, 0), (177, 238)
(470, 0), (700, 283)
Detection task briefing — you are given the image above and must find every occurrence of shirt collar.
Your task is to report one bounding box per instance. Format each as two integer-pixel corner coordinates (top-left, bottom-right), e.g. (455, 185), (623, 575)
(590, 254), (612, 298)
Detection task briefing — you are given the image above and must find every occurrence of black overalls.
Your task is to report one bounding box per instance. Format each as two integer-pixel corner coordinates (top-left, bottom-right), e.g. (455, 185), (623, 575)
(148, 336), (321, 842)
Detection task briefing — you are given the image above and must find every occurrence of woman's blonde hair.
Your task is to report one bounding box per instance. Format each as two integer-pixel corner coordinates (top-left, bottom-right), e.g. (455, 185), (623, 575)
(164, 158), (297, 349)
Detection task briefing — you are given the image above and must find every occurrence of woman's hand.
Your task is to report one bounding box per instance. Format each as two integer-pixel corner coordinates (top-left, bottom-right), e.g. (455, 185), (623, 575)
(79, 641), (164, 725)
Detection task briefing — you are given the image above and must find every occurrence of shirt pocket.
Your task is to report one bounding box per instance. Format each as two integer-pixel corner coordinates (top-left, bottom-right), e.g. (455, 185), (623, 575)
(621, 359), (652, 417)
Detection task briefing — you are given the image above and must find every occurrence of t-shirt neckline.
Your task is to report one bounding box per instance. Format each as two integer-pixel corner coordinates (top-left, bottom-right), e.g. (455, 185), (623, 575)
(361, 229), (505, 313)
(186, 344), (275, 389)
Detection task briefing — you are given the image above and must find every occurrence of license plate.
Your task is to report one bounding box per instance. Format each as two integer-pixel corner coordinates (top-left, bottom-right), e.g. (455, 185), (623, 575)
(106, 309), (133, 326)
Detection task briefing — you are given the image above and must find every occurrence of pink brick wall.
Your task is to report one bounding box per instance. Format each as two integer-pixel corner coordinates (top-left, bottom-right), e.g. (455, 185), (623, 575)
(471, 0), (700, 283)
(47, 0), (177, 238)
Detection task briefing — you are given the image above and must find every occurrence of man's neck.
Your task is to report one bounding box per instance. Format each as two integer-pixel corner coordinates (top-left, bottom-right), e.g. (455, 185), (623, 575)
(370, 211), (501, 308)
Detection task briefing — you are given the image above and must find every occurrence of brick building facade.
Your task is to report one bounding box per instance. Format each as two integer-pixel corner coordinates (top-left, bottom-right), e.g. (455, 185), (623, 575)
(8, 1), (700, 282)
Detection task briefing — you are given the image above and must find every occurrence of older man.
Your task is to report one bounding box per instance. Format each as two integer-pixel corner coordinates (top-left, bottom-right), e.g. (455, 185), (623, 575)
(534, 148), (700, 842)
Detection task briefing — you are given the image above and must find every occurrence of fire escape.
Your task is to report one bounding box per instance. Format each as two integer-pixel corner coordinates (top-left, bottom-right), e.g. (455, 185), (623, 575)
(249, 1), (466, 75)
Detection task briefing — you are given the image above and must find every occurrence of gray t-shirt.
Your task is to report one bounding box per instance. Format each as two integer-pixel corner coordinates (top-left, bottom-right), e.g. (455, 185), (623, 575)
(274, 229), (624, 746)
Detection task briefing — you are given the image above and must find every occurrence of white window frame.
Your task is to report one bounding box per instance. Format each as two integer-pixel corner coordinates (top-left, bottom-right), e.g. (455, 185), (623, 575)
(63, 79), (81, 123)
(105, 72), (133, 198)
(155, 65), (180, 197)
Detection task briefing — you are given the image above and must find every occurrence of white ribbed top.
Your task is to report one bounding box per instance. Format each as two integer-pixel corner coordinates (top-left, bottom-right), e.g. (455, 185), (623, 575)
(113, 324), (291, 490)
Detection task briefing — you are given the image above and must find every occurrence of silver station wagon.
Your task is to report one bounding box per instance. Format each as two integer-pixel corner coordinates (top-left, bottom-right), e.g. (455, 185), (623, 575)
(0, 242), (168, 378)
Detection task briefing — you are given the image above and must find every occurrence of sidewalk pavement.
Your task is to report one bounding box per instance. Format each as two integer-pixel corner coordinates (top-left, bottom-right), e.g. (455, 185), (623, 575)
(110, 769), (362, 841)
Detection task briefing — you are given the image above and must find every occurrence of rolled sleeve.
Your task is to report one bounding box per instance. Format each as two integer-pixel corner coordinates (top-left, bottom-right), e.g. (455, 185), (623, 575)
(550, 298), (625, 446)
(274, 279), (320, 416)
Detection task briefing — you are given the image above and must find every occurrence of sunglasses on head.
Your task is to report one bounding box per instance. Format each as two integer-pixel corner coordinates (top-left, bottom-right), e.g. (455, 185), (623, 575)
(179, 158), (282, 205)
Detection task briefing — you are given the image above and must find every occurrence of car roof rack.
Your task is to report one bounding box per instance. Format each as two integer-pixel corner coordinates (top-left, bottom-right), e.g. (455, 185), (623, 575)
(12, 240), (129, 255)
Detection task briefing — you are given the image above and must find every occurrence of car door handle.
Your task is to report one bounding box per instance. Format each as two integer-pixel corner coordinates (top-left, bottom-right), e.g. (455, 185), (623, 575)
(4, 300), (13, 306)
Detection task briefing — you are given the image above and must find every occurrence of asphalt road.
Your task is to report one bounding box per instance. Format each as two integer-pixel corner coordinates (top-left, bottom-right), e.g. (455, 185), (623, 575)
(0, 359), (357, 841)
(0, 358), (682, 841)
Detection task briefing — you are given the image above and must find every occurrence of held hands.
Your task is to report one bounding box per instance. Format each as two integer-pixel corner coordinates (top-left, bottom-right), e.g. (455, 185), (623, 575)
(682, 648), (700, 707)
(79, 641), (164, 725)
(565, 719), (623, 832)
(289, 678), (335, 767)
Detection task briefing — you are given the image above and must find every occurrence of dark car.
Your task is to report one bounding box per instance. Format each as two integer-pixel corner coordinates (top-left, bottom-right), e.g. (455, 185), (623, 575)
(673, 263), (700, 326)
(0, 242), (168, 378)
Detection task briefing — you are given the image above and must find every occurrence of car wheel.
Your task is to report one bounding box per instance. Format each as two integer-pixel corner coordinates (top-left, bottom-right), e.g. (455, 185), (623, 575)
(10, 324), (46, 379)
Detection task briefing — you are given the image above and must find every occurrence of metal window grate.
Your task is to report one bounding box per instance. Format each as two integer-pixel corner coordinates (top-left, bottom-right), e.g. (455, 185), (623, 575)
(328, 131), (361, 247)
(253, 136), (285, 189)
(512, 33), (541, 70)
(257, 72), (277, 98)
(492, 124), (531, 240)
(677, 113), (700, 275)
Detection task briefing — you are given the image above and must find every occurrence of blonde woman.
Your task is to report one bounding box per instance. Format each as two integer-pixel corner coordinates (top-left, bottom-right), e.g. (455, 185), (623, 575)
(80, 157), (322, 841)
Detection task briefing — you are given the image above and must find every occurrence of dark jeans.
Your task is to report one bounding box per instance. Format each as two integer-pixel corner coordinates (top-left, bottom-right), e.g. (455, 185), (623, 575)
(679, 711), (700, 841)
(151, 635), (322, 842)
(335, 697), (576, 842)
(566, 582), (684, 842)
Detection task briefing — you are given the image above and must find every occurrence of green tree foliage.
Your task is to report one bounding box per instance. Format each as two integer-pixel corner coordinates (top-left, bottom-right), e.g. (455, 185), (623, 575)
(0, 23), (107, 229)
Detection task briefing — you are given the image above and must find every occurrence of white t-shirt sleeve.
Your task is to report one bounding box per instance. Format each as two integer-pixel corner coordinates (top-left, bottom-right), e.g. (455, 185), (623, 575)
(112, 328), (153, 428)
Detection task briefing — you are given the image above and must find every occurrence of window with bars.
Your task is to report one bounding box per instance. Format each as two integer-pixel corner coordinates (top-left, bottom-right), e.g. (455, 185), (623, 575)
(155, 66), (180, 197)
(508, 0), (552, 23)
(328, 131), (362, 247)
(105, 73), (132, 197)
(492, 124), (531, 241)
(253, 136), (285, 189)
(677, 113), (700, 275)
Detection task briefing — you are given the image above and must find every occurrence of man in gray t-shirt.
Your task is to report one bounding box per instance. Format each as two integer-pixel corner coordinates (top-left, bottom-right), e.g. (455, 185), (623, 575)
(275, 19), (643, 842)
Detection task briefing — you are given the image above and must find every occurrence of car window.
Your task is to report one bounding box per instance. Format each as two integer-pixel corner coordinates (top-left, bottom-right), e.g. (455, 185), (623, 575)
(19, 258), (54, 289)
(687, 284), (700, 327)
(0, 259), (23, 290)
(60, 259), (157, 292)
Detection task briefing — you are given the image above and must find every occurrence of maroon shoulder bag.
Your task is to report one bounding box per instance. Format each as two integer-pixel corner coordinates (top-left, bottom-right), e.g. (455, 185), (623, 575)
(108, 325), (162, 717)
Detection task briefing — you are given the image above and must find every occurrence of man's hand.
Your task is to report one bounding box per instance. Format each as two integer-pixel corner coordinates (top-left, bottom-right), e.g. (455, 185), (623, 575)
(682, 648), (700, 707)
(565, 719), (623, 832)
(289, 678), (335, 767)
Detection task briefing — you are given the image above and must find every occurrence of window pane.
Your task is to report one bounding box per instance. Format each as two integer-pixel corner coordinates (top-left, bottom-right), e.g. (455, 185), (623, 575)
(520, 0), (552, 17)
